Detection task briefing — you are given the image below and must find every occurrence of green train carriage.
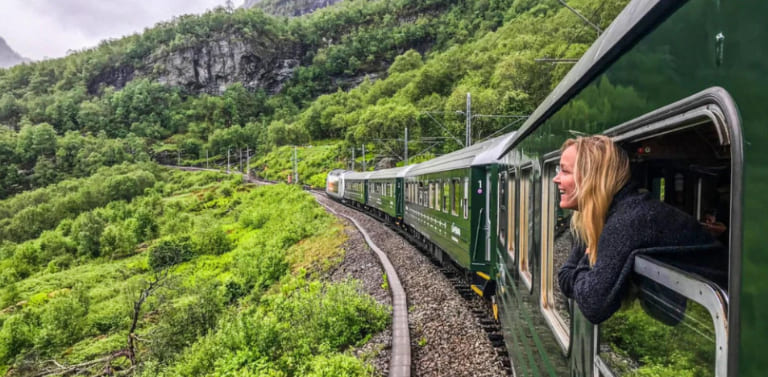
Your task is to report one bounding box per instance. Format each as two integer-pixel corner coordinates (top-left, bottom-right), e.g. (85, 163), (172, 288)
(403, 133), (515, 297)
(492, 0), (766, 376)
(341, 171), (370, 209)
(366, 166), (415, 224)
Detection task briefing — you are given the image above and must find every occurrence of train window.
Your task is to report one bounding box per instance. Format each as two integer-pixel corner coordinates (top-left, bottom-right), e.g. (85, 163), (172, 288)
(462, 178), (469, 219)
(541, 158), (572, 353)
(595, 90), (737, 377)
(452, 179), (460, 216)
(498, 171), (507, 248)
(518, 168), (532, 290)
(507, 171), (516, 263)
(428, 182), (433, 209)
(436, 180), (442, 211)
(442, 181), (450, 213)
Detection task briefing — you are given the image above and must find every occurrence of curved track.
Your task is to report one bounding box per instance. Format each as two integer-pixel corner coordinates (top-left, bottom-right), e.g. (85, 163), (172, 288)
(315, 195), (411, 377)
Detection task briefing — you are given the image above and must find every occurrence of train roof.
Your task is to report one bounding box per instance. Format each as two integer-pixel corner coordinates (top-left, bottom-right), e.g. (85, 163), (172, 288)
(343, 171), (373, 181)
(497, 0), (675, 157)
(404, 132), (515, 177)
(366, 165), (416, 180)
(327, 169), (348, 177)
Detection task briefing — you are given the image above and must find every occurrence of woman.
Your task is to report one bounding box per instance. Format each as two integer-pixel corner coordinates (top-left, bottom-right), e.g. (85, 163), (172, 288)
(555, 135), (717, 324)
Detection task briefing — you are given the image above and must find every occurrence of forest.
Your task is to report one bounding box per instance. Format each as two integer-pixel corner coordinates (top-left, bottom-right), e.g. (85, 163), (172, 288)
(0, 0), (640, 375)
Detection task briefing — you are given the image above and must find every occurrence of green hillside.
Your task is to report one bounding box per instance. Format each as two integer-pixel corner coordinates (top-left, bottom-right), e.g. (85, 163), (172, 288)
(0, 0), (627, 192)
(0, 167), (387, 375)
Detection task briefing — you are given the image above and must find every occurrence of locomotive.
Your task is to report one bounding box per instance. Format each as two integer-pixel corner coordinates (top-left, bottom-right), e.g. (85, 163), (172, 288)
(327, 0), (766, 376)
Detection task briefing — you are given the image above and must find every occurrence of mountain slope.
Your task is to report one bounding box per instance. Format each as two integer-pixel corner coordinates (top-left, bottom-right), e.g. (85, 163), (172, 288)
(0, 37), (28, 68)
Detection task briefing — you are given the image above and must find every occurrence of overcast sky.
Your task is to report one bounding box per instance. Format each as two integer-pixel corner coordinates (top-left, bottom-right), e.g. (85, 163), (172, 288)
(0, 0), (245, 61)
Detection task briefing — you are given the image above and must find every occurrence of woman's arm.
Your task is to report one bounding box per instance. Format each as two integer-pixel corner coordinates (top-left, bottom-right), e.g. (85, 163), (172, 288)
(563, 222), (638, 324)
(558, 242), (589, 298)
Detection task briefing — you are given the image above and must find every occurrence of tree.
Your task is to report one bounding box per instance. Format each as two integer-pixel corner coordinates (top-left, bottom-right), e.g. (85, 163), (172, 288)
(16, 123), (57, 164)
(267, 120), (310, 146)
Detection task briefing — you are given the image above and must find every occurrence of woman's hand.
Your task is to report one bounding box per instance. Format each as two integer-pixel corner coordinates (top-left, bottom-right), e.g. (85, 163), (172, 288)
(585, 247), (591, 255)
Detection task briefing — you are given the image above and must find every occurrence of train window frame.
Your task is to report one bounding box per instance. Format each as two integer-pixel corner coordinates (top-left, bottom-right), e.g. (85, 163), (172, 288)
(497, 170), (507, 248)
(463, 177), (469, 220)
(442, 181), (450, 213)
(429, 182), (435, 209)
(518, 165), (533, 291)
(540, 154), (572, 355)
(596, 256), (729, 377)
(593, 87), (741, 377)
(452, 178), (460, 216)
(436, 179), (442, 212)
(507, 168), (517, 263)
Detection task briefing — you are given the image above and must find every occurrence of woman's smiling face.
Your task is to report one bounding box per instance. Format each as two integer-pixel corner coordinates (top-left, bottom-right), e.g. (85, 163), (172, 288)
(553, 145), (579, 210)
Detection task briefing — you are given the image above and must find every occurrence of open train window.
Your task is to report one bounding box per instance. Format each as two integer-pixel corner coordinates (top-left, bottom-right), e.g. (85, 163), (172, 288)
(597, 89), (738, 377)
(518, 166), (533, 291)
(541, 156), (573, 354)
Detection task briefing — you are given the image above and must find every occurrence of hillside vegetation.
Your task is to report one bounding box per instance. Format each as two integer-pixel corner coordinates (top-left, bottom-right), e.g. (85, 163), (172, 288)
(0, 167), (387, 376)
(0, 0), (629, 194)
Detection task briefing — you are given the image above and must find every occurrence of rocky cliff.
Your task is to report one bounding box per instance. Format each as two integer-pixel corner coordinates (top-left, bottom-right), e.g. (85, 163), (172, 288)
(88, 34), (303, 95)
(242, 0), (343, 17)
(0, 37), (28, 68)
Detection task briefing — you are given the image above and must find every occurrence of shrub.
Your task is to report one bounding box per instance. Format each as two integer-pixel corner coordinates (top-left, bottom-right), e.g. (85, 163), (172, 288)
(147, 235), (196, 271)
(100, 223), (138, 258)
(192, 225), (232, 255)
(34, 291), (89, 350)
(0, 314), (35, 364)
(304, 354), (373, 377)
(71, 211), (107, 258)
(149, 286), (225, 363)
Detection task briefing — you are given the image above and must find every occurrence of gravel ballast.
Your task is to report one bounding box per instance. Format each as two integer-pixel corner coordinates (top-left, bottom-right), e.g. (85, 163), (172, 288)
(315, 194), (508, 377)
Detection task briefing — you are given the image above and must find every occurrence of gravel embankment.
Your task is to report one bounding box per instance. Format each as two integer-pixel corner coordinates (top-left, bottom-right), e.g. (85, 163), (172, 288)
(315, 194), (508, 377)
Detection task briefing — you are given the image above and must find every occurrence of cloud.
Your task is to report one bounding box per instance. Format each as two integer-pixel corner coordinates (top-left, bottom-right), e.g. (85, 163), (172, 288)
(0, 0), (243, 61)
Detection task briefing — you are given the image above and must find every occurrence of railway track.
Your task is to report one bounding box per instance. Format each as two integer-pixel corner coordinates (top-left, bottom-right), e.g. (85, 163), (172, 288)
(316, 194), (511, 376)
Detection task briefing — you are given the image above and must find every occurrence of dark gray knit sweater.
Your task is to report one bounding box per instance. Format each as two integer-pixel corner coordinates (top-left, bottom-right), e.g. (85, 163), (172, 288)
(557, 183), (719, 324)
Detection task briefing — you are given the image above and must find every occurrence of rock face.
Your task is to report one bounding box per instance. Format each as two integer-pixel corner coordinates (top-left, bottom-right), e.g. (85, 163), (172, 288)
(142, 37), (301, 95)
(87, 64), (135, 94)
(242, 0), (343, 17)
(0, 37), (29, 68)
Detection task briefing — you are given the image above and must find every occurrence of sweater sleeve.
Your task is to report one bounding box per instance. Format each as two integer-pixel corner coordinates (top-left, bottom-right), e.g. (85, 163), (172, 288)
(557, 241), (588, 298)
(566, 219), (640, 324)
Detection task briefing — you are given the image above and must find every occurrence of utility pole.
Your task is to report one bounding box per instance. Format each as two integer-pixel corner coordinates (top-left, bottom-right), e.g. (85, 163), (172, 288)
(404, 127), (409, 165)
(351, 147), (356, 171)
(465, 92), (472, 147)
(239, 148), (243, 172)
(246, 147), (250, 180)
(362, 144), (366, 171)
(227, 148), (230, 174)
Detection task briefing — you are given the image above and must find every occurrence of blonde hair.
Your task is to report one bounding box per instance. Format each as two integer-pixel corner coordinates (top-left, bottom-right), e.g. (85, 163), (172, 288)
(563, 135), (630, 266)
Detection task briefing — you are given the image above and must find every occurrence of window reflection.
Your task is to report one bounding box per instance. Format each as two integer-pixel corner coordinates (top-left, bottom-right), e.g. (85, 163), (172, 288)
(599, 298), (716, 376)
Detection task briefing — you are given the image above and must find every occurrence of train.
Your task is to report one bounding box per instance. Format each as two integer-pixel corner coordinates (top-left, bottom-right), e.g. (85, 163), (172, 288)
(326, 0), (766, 376)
